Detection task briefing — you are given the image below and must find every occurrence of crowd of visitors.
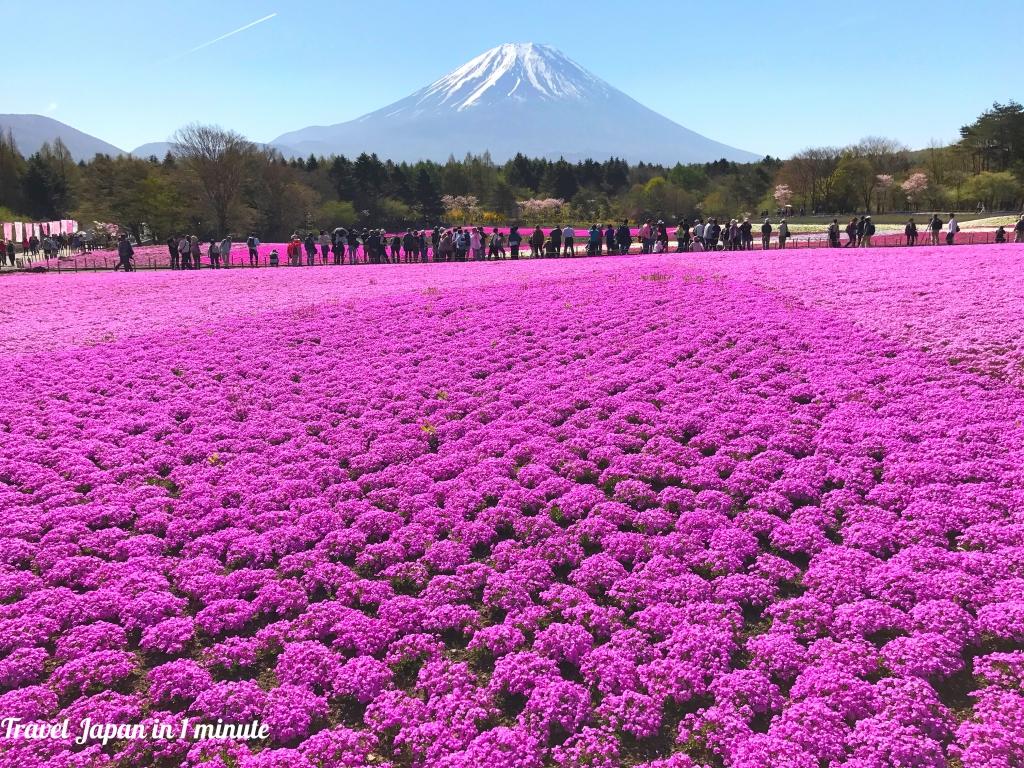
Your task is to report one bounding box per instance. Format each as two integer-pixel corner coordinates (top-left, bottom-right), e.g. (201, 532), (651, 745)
(5, 214), (1024, 272)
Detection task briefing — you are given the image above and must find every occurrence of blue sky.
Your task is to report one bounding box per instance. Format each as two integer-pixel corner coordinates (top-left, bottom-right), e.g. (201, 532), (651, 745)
(3, 0), (1018, 158)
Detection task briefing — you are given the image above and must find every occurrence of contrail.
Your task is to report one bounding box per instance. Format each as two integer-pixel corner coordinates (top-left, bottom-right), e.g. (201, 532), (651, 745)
(183, 12), (277, 55)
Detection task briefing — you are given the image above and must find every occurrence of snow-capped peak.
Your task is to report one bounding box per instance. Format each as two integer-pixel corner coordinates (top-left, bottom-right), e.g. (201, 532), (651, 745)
(414, 43), (613, 111)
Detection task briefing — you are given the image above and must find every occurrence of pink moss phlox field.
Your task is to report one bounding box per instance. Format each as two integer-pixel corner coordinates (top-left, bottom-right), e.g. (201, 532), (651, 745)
(1, 245), (1023, 767)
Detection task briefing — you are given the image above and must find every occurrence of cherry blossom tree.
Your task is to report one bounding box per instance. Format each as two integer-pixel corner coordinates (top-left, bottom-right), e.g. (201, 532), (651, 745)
(773, 184), (793, 210)
(901, 172), (929, 210)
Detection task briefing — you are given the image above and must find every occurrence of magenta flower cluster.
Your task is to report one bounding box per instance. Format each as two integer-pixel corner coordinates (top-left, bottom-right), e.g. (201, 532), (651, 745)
(0, 245), (1022, 768)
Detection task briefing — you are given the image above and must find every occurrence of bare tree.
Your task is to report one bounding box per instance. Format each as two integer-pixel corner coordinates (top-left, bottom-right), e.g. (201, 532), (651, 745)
(172, 124), (254, 234)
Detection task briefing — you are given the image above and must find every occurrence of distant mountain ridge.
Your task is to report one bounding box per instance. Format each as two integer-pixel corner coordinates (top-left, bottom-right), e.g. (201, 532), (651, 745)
(271, 43), (759, 164)
(0, 114), (124, 161)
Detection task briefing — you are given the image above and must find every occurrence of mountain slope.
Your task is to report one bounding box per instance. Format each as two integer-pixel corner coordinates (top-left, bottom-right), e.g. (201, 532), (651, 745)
(0, 114), (124, 160)
(273, 43), (758, 164)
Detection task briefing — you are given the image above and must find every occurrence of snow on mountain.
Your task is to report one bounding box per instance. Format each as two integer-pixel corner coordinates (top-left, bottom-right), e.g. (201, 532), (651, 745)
(411, 43), (613, 111)
(273, 43), (758, 165)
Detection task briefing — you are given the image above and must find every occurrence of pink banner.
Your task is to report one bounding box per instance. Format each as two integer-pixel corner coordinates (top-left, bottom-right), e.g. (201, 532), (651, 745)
(14, 222), (23, 241)
(32, 224), (40, 239)
(50, 221), (61, 235)
(2, 224), (11, 241)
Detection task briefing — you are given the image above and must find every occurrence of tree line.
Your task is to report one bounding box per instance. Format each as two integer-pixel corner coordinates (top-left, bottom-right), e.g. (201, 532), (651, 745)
(0, 102), (1021, 243)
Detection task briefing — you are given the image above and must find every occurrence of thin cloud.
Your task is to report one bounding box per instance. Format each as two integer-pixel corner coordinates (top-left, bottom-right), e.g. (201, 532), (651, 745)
(45, 102), (58, 113)
(176, 12), (277, 58)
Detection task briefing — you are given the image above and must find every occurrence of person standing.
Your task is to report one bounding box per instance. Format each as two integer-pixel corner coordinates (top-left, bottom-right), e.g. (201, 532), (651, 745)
(860, 216), (875, 247)
(1015, 214), (1024, 243)
(604, 223), (616, 255)
(586, 224), (601, 256)
(638, 219), (652, 253)
(562, 223), (575, 257)
(946, 213), (959, 245)
(508, 225), (522, 260)
(905, 218), (918, 246)
(928, 214), (942, 246)
(828, 218), (840, 248)
(777, 219), (790, 249)
(166, 235), (179, 269)
(529, 226), (544, 258)
(304, 232), (317, 265)
(675, 221), (690, 252)
(855, 216), (866, 247)
(319, 230), (331, 264)
(246, 233), (260, 266)
(209, 238), (221, 268)
(694, 218), (706, 249)
(220, 235), (232, 268)
(616, 220), (632, 254)
(190, 235), (202, 269)
(550, 226), (562, 257)
(178, 235), (191, 269)
(469, 227), (482, 260)
(740, 218), (752, 250)
(706, 218), (721, 250)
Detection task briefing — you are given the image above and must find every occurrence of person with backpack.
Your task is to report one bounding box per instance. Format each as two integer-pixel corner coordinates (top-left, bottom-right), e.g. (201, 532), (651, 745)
(177, 236), (190, 269)
(616, 220), (632, 254)
(860, 216), (876, 247)
(905, 218), (918, 246)
(777, 219), (790, 249)
(760, 218), (773, 249)
(946, 213), (959, 245)
(827, 219), (840, 247)
(209, 238), (221, 268)
(855, 216), (866, 247)
(166, 236), (179, 269)
(246, 233), (260, 266)
(529, 226), (544, 258)
(995, 226), (1007, 243)
(508, 225), (522, 259)
(929, 214), (943, 245)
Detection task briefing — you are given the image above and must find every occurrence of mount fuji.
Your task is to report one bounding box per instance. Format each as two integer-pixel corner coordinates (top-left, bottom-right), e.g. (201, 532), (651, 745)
(272, 43), (758, 164)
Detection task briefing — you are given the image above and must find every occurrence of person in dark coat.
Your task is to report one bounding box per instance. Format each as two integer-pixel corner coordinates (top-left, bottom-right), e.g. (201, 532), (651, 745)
(905, 218), (918, 247)
(114, 234), (135, 271)
(616, 221), (631, 254)
(166, 236), (179, 269)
